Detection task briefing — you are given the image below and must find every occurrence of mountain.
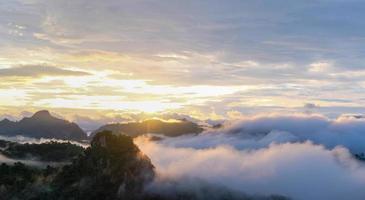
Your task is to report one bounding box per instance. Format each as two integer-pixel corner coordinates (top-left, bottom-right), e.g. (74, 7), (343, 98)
(52, 131), (155, 199)
(0, 110), (87, 141)
(91, 119), (203, 138)
(0, 131), (155, 200)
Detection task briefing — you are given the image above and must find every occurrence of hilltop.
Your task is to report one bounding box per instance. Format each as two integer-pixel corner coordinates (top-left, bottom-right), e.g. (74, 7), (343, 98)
(91, 119), (203, 138)
(0, 110), (87, 141)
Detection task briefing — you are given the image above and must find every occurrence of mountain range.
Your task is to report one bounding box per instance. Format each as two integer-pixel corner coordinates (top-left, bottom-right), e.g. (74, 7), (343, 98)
(0, 110), (204, 141)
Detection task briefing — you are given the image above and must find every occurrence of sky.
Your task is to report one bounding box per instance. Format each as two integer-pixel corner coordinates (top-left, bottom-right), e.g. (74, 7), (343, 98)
(1, 0), (365, 122)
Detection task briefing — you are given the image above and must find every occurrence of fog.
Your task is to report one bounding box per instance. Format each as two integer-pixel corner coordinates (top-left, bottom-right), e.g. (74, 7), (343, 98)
(0, 153), (66, 168)
(0, 135), (86, 168)
(0, 135), (89, 148)
(135, 114), (365, 200)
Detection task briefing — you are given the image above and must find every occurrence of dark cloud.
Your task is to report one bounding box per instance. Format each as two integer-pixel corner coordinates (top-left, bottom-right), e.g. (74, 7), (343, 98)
(304, 103), (319, 109)
(0, 65), (90, 77)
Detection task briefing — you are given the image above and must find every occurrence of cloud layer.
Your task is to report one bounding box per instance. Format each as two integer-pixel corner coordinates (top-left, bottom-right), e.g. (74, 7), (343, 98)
(135, 114), (365, 200)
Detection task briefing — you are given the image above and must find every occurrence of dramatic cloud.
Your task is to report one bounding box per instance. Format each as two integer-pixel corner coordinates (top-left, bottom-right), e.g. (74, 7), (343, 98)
(1, 0), (365, 115)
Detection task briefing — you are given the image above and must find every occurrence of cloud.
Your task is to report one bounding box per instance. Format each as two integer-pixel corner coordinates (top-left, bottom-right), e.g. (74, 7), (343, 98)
(0, 65), (90, 77)
(216, 114), (365, 153)
(303, 103), (318, 109)
(2, 0), (365, 117)
(134, 114), (365, 200)
(136, 138), (365, 200)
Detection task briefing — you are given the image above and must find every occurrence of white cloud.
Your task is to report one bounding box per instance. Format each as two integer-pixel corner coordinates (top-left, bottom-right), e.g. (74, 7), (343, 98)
(309, 61), (332, 73)
(136, 139), (365, 200)
(135, 114), (365, 199)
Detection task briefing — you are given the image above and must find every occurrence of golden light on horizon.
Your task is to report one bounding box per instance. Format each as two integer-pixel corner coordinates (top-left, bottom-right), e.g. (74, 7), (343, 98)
(11, 72), (259, 114)
(1, 0), (364, 120)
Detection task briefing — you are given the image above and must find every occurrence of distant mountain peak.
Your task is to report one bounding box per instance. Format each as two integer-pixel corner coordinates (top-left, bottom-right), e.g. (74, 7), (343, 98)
(31, 110), (52, 119)
(0, 118), (13, 125)
(0, 110), (87, 141)
(1, 118), (10, 123)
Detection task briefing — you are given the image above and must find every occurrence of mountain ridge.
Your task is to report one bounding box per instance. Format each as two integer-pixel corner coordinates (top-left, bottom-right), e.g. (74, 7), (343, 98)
(91, 119), (203, 138)
(0, 110), (87, 141)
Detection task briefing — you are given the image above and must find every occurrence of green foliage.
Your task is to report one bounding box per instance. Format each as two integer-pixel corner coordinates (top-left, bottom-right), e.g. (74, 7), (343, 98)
(0, 162), (38, 189)
(0, 140), (10, 148)
(0, 162), (57, 199)
(0, 131), (155, 199)
(1, 141), (84, 162)
(51, 131), (155, 200)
